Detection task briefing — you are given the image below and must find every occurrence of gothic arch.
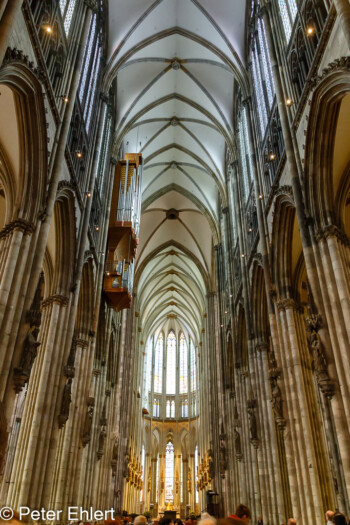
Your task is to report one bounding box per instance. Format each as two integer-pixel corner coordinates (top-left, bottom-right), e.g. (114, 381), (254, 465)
(271, 195), (298, 299)
(75, 259), (95, 340)
(51, 192), (76, 296)
(251, 261), (269, 342)
(0, 60), (48, 223)
(236, 304), (248, 370)
(304, 67), (350, 230)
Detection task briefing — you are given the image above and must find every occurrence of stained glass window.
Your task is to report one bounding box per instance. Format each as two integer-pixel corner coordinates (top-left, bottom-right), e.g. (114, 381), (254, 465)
(79, 15), (97, 103)
(190, 340), (196, 392)
(156, 453), (159, 502)
(59, 0), (77, 36)
(144, 338), (153, 399)
(257, 18), (275, 108)
(181, 399), (188, 418)
(278, 0), (298, 41)
(166, 331), (176, 395)
(165, 442), (174, 502)
(179, 333), (188, 394)
(171, 400), (175, 418)
(195, 445), (199, 503)
(153, 399), (160, 418)
(59, 0), (66, 14)
(85, 46), (101, 131)
(252, 50), (268, 136)
(140, 445), (145, 502)
(180, 455), (183, 502)
(154, 334), (163, 393)
(97, 110), (111, 196)
(240, 106), (255, 200)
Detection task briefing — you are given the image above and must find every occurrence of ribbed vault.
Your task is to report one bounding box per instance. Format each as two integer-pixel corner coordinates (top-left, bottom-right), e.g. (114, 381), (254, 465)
(106, 0), (248, 340)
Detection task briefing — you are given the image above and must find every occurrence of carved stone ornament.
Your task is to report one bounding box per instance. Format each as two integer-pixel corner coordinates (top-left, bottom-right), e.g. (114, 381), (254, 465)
(0, 218), (35, 240)
(3, 47), (45, 82)
(307, 57), (350, 91)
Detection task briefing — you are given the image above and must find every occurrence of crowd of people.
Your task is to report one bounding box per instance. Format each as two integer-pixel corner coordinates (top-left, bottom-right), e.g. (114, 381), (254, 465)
(127, 505), (350, 525)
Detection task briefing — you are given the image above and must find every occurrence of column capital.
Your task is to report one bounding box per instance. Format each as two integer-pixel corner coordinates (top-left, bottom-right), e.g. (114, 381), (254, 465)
(42, 294), (69, 308)
(84, 0), (99, 12)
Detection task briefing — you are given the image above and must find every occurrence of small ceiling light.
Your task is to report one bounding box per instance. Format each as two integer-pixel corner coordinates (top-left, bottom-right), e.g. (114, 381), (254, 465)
(76, 151), (82, 158)
(106, 271), (110, 276)
(286, 98), (293, 106)
(306, 26), (315, 36)
(63, 96), (69, 103)
(86, 192), (91, 198)
(95, 226), (99, 231)
(248, 227), (252, 232)
(230, 294), (233, 298)
(241, 253), (245, 258)
(220, 324), (224, 328)
(269, 152), (276, 161)
(259, 194), (263, 199)
(45, 25), (52, 33)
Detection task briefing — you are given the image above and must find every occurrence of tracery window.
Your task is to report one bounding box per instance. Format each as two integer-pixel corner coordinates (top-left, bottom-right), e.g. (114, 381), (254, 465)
(190, 340), (196, 393)
(59, 0), (77, 36)
(195, 445), (199, 503)
(165, 442), (175, 502)
(166, 400), (175, 418)
(257, 19), (275, 107)
(154, 334), (163, 394)
(278, 0), (298, 41)
(166, 331), (176, 395)
(238, 107), (254, 200)
(181, 399), (188, 418)
(140, 445), (145, 502)
(250, 15), (275, 139)
(153, 398), (160, 418)
(144, 331), (197, 419)
(179, 333), (188, 394)
(78, 13), (102, 131)
(97, 108), (112, 197)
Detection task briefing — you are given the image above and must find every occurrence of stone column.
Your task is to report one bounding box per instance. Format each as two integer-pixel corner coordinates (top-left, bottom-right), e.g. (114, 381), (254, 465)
(333, 0), (350, 50)
(7, 294), (70, 509)
(19, 0), (96, 331)
(259, 4), (332, 355)
(0, 0), (23, 65)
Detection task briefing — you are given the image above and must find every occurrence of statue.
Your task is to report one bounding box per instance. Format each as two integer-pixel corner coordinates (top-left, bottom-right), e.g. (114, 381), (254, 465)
(61, 379), (72, 415)
(122, 450), (130, 478)
(234, 428), (242, 458)
(310, 330), (328, 381)
(97, 427), (106, 457)
(208, 445), (215, 479)
(81, 405), (94, 446)
(187, 468), (192, 492)
(248, 407), (258, 442)
(19, 326), (40, 376)
(271, 381), (283, 420)
(112, 435), (119, 460)
(219, 435), (227, 477)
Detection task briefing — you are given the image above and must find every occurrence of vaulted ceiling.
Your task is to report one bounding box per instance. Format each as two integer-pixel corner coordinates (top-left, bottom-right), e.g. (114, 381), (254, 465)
(105, 0), (249, 343)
